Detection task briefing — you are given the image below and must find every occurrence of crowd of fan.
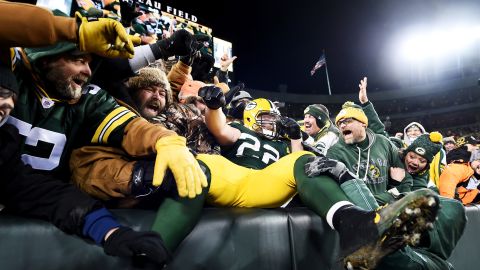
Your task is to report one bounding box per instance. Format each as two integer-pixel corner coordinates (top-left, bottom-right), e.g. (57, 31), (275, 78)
(0, 1), (478, 270)
(282, 87), (480, 139)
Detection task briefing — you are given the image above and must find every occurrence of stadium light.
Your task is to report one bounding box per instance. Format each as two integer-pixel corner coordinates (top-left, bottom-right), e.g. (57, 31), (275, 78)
(399, 25), (480, 62)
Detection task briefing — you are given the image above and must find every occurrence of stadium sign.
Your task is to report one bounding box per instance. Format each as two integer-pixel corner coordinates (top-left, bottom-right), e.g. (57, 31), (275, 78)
(136, 0), (198, 22)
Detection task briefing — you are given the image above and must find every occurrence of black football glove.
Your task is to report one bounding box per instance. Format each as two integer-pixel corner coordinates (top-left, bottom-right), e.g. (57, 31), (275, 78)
(198, 86), (226, 110)
(191, 50), (215, 82)
(278, 117), (302, 140)
(103, 227), (170, 266)
(156, 30), (210, 60)
(304, 156), (356, 184)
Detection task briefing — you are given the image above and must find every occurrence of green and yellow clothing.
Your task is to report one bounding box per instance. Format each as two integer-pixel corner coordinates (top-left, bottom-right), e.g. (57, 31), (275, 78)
(362, 101), (446, 189)
(222, 123), (289, 169)
(359, 101), (465, 268)
(327, 129), (413, 205)
(197, 122), (351, 216)
(429, 149), (446, 187)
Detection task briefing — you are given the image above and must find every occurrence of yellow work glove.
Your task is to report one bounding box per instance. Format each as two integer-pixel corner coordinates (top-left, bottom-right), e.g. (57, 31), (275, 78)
(153, 136), (208, 198)
(76, 12), (134, 59)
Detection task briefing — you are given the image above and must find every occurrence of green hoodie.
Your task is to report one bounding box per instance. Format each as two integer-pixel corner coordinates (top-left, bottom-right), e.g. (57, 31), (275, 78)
(327, 129), (413, 205)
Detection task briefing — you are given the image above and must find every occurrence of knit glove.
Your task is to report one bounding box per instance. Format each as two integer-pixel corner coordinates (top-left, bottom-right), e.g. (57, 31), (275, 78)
(155, 29), (209, 60)
(198, 86), (226, 110)
(304, 156), (356, 184)
(75, 12), (134, 58)
(153, 136), (207, 198)
(278, 116), (302, 140)
(103, 227), (170, 266)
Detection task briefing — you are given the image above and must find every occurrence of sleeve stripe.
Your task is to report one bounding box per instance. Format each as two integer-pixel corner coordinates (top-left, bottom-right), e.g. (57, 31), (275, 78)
(101, 111), (137, 143)
(91, 107), (136, 143)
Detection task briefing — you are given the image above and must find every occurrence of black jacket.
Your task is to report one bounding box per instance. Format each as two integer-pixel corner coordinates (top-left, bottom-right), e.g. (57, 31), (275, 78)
(0, 123), (100, 236)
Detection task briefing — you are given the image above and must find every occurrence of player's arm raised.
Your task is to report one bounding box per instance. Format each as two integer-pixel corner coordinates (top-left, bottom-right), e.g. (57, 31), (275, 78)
(199, 85), (241, 146)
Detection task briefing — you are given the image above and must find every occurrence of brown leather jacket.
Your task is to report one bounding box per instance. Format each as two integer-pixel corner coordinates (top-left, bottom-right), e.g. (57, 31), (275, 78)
(69, 104), (219, 201)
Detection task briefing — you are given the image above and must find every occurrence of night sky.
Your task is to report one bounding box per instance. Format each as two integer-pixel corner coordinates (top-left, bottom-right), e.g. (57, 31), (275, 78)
(167, 0), (480, 95)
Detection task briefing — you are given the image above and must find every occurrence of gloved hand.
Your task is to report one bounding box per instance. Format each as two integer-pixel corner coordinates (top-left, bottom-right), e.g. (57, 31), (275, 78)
(304, 156), (356, 184)
(156, 29), (210, 59)
(119, 0), (141, 27)
(75, 12), (134, 58)
(153, 136), (208, 198)
(103, 227), (170, 266)
(191, 50), (215, 81)
(278, 116), (302, 140)
(198, 86), (226, 110)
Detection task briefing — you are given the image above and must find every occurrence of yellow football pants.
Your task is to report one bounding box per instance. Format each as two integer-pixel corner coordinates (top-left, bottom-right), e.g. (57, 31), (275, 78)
(197, 151), (313, 208)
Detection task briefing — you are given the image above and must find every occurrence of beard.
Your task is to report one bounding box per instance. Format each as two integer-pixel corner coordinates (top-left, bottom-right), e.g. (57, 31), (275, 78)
(138, 98), (165, 120)
(43, 65), (84, 100)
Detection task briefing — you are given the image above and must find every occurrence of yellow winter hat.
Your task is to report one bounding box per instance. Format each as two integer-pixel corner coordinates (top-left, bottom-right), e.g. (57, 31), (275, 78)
(335, 101), (368, 126)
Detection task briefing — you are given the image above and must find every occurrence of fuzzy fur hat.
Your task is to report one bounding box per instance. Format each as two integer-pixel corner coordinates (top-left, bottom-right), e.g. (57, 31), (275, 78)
(126, 67), (173, 107)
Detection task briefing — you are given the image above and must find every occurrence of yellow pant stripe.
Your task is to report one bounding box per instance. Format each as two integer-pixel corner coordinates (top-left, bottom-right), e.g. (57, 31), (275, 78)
(197, 151), (313, 208)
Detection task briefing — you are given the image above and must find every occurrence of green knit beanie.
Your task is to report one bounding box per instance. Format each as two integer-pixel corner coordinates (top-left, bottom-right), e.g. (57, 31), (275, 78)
(304, 104), (329, 128)
(405, 132), (443, 163)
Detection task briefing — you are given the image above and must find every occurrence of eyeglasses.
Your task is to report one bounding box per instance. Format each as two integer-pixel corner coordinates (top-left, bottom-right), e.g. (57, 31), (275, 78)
(337, 117), (355, 126)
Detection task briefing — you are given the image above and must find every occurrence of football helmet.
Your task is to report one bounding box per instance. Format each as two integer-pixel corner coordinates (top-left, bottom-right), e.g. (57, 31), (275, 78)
(243, 98), (281, 139)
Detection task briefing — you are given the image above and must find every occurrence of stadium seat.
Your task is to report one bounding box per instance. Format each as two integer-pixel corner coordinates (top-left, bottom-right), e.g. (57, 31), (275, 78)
(0, 206), (478, 270)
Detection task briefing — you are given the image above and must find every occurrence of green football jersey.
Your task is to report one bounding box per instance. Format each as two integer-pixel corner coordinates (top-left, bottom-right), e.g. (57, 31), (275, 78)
(9, 68), (137, 179)
(221, 123), (289, 169)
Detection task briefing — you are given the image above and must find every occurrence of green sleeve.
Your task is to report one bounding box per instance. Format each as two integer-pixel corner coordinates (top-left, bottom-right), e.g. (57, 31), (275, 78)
(82, 85), (137, 147)
(326, 144), (340, 159)
(362, 101), (389, 137)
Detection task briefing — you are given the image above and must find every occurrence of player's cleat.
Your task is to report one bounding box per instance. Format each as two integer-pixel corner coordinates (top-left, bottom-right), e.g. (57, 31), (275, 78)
(342, 188), (439, 270)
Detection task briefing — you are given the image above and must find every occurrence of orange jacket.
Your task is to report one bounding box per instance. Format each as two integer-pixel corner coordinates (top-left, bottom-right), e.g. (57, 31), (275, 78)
(439, 163), (479, 204)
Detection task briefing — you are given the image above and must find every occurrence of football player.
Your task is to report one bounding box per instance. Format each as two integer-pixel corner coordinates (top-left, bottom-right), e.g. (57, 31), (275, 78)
(197, 86), (440, 269)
